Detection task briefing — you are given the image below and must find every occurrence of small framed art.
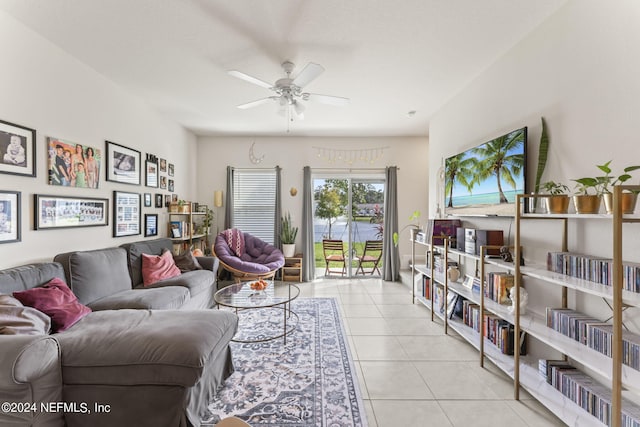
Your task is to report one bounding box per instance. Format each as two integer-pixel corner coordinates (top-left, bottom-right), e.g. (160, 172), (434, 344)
(168, 179), (174, 192)
(105, 141), (141, 185)
(144, 193), (152, 207)
(160, 158), (167, 173)
(155, 193), (163, 208)
(168, 163), (174, 176)
(145, 159), (158, 188)
(34, 194), (108, 230)
(145, 214), (158, 237)
(0, 190), (21, 243)
(113, 191), (140, 237)
(0, 119), (36, 177)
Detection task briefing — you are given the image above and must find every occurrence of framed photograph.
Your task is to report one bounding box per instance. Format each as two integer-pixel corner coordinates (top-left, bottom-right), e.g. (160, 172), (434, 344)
(144, 193), (152, 207)
(164, 194), (171, 207)
(105, 141), (141, 185)
(197, 204), (209, 213)
(168, 179), (174, 192)
(113, 191), (140, 237)
(170, 221), (182, 238)
(160, 158), (167, 173)
(34, 194), (108, 230)
(168, 163), (174, 177)
(155, 193), (163, 208)
(47, 137), (102, 188)
(145, 159), (158, 188)
(0, 190), (21, 243)
(160, 175), (167, 189)
(0, 119), (36, 177)
(145, 214), (158, 237)
(172, 194), (178, 203)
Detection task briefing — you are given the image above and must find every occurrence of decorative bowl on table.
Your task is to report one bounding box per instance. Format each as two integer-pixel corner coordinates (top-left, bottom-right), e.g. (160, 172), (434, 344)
(249, 279), (268, 291)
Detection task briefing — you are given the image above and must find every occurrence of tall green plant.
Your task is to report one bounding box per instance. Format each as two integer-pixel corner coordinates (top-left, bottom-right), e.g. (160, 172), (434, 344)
(281, 212), (298, 244)
(533, 117), (549, 210)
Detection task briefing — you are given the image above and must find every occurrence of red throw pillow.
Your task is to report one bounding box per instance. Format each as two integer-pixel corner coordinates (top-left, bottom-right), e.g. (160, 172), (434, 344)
(142, 250), (181, 286)
(223, 228), (245, 257)
(12, 278), (91, 333)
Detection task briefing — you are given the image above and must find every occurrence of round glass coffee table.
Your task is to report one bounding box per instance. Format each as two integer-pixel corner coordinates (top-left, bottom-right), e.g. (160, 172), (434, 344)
(214, 281), (300, 344)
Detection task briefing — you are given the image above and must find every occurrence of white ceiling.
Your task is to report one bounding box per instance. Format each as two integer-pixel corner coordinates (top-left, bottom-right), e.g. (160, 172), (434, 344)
(0, 0), (566, 137)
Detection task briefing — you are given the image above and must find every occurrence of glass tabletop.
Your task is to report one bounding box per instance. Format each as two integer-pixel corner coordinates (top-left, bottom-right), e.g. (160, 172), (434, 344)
(214, 280), (300, 309)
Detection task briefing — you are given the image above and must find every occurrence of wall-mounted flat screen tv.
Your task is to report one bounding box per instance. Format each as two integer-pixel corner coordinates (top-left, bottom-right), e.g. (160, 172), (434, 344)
(445, 127), (527, 217)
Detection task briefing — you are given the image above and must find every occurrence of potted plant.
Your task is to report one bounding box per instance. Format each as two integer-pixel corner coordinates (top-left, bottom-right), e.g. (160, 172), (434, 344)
(202, 208), (214, 255)
(281, 212), (298, 257)
(572, 177), (604, 214)
(177, 199), (190, 213)
(595, 161), (640, 214)
(393, 210), (421, 246)
(540, 181), (570, 214)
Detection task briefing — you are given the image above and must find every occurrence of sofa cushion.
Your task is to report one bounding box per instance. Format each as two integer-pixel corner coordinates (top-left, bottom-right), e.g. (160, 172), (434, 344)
(172, 250), (203, 272)
(142, 251), (181, 287)
(87, 287), (190, 311)
(56, 309), (238, 387)
(13, 278), (91, 333)
(135, 270), (214, 299)
(0, 262), (67, 294)
(120, 238), (173, 287)
(0, 295), (51, 335)
(53, 248), (132, 305)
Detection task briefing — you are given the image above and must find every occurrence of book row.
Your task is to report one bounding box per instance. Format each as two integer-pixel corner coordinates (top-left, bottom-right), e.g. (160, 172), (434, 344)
(547, 251), (640, 292)
(484, 272), (514, 305)
(539, 359), (640, 427)
(462, 300), (527, 355)
(546, 308), (640, 371)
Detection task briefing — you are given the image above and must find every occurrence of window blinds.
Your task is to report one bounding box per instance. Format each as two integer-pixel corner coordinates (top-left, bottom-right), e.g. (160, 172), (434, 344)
(232, 169), (276, 244)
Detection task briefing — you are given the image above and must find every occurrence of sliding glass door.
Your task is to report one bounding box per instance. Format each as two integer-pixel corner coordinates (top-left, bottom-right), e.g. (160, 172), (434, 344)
(313, 174), (385, 277)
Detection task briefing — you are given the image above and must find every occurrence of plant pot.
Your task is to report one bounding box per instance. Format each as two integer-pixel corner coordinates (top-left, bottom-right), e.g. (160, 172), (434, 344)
(602, 192), (639, 214)
(282, 244), (296, 257)
(178, 205), (190, 213)
(169, 203), (179, 213)
(546, 195), (570, 214)
(573, 195), (601, 214)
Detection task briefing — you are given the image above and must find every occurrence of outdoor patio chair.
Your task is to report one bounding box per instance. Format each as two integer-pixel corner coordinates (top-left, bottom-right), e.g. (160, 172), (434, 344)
(355, 239), (383, 275)
(322, 239), (346, 276)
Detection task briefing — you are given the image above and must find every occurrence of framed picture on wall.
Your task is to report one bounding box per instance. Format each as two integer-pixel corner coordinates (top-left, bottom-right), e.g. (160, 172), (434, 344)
(105, 141), (141, 186)
(168, 179), (174, 192)
(144, 214), (158, 237)
(144, 193), (152, 207)
(160, 175), (167, 189)
(0, 190), (21, 243)
(160, 158), (167, 173)
(113, 191), (140, 237)
(34, 194), (108, 230)
(168, 163), (174, 177)
(0, 119), (36, 177)
(145, 159), (158, 188)
(47, 137), (101, 188)
(164, 194), (171, 207)
(155, 193), (163, 208)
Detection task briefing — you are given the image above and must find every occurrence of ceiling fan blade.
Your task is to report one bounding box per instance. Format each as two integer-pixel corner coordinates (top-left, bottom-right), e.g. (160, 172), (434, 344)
(304, 93), (350, 106)
(292, 62), (324, 88)
(236, 97), (276, 109)
(228, 70), (273, 90)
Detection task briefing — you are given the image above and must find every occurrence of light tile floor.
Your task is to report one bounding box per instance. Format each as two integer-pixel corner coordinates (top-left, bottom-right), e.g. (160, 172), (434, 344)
(298, 274), (565, 427)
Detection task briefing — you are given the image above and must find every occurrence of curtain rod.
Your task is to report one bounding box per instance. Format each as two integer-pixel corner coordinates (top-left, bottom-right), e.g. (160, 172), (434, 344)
(310, 167), (396, 172)
(231, 166), (280, 171)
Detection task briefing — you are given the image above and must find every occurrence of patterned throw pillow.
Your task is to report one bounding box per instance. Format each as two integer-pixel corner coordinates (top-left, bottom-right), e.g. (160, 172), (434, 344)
(223, 228), (245, 257)
(12, 278), (91, 333)
(141, 250), (182, 286)
(170, 250), (203, 272)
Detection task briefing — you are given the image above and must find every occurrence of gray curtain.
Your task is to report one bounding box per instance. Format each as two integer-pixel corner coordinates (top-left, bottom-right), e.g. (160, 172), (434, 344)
(301, 166), (315, 282)
(383, 166), (400, 281)
(274, 166), (282, 248)
(224, 166), (234, 230)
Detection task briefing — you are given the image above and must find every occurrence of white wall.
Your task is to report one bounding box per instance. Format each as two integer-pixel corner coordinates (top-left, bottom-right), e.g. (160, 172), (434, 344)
(0, 10), (198, 268)
(196, 136), (429, 263)
(428, 0), (640, 332)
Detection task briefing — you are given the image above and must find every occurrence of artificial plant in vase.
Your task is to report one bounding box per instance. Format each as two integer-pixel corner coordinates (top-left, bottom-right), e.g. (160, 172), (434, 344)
(393, 210), (421, 246)
(595, 161), (640, 214)
(281, 212), (298, 257)
(540, 181), (570, 214)
(202, 208), (214, 255)
(532, 117), (549, 212)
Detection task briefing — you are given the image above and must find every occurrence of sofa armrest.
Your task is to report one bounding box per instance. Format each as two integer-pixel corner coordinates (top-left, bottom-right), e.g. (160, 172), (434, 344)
(0, 335), (63, 426)
(196, 256), (219, 274)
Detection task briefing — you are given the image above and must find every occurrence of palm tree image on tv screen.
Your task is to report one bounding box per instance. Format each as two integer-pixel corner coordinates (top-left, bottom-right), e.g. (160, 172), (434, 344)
(445, 127), (526, 217)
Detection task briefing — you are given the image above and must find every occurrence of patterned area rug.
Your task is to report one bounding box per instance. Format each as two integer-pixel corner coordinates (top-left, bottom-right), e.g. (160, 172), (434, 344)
(203, 298), (368, 427)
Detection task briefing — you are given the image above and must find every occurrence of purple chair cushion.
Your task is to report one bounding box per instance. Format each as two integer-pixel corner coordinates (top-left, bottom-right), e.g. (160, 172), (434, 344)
(215, 232), (285, 274)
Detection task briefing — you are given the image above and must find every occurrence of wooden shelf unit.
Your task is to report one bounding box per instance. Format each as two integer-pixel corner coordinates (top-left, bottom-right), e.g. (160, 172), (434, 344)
(410, 185), (640, 427)
(281, 254), (303, 282)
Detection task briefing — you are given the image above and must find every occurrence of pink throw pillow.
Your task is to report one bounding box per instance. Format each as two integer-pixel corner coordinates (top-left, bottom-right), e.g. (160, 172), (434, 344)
(142, 250), (181, 287)
(223, 228), (245, 257)
(12, 278), (91, 333)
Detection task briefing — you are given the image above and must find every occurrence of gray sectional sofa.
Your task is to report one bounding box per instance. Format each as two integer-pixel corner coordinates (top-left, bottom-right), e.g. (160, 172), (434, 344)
(0, 239), (238, 427)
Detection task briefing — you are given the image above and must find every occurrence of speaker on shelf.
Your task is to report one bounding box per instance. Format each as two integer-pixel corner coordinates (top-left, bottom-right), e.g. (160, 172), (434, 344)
(456, 227), (466, 251)
(475, 230), (504, 256)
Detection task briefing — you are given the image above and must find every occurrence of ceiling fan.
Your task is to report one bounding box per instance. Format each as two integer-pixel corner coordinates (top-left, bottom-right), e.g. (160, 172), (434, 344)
(228, 61), (350, 121)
